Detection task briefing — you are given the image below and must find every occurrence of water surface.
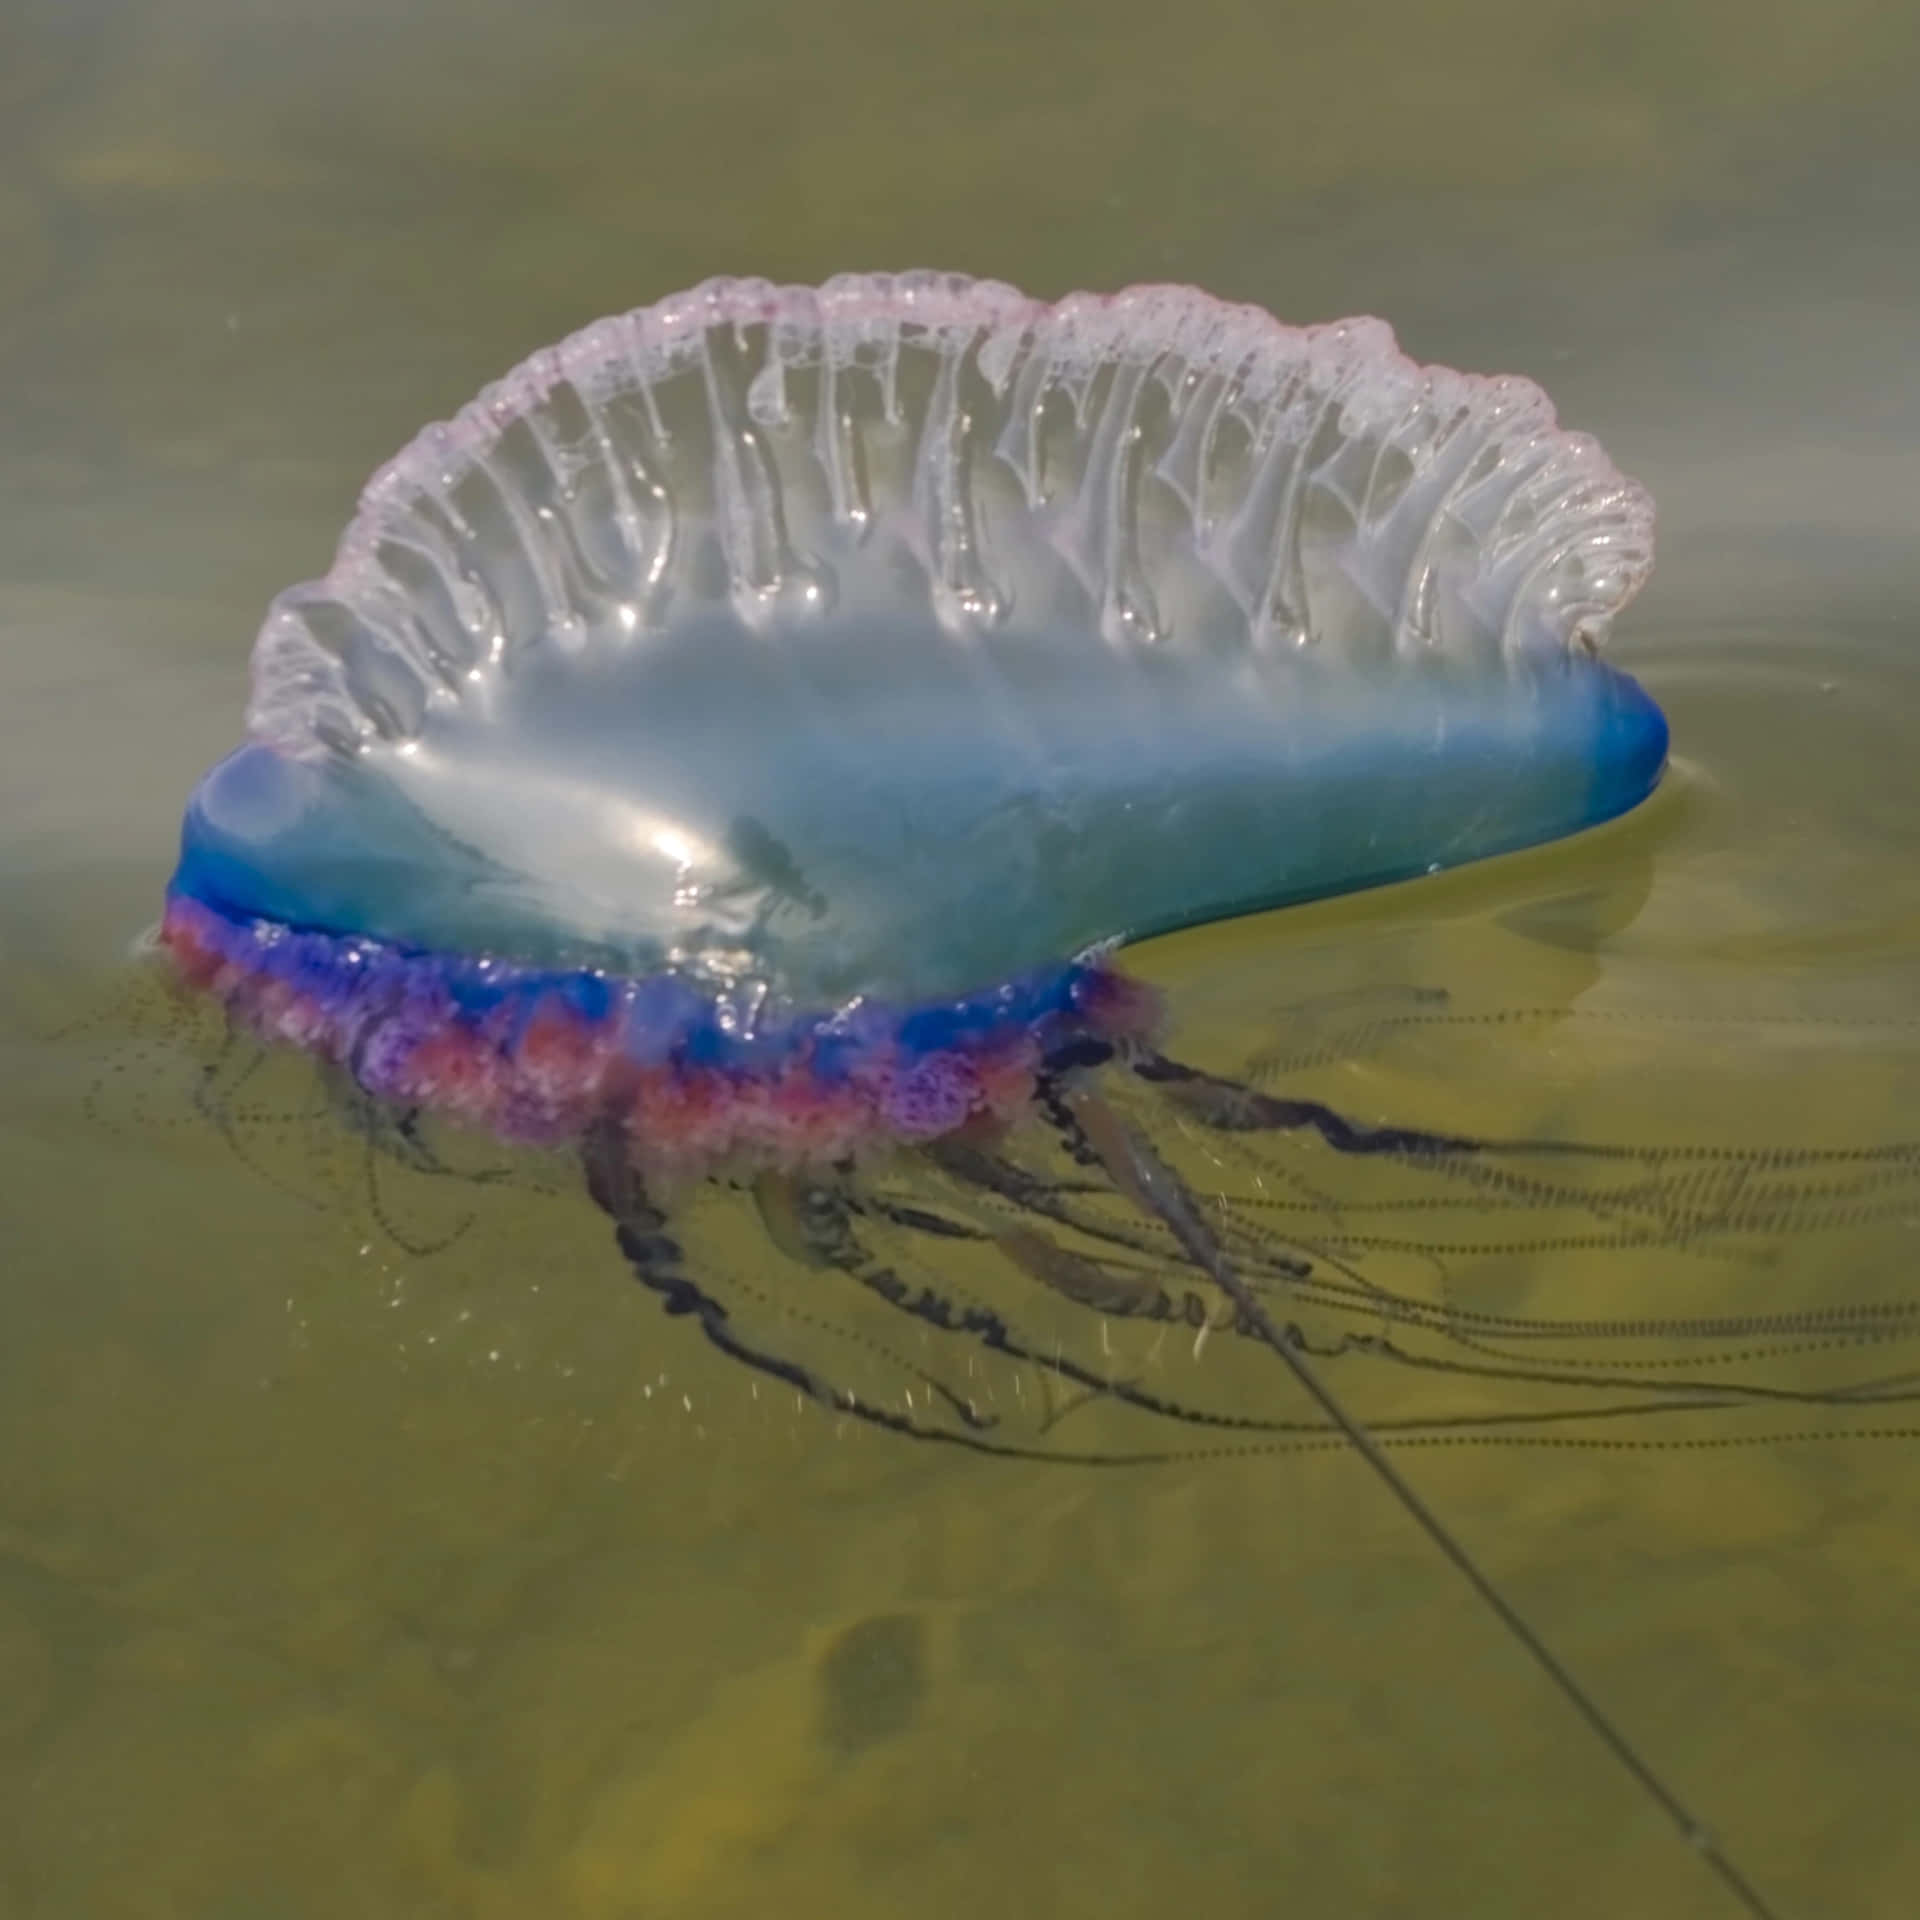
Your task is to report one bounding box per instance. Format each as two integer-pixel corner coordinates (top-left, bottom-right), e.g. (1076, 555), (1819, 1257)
(4, 1), (1920, 1914)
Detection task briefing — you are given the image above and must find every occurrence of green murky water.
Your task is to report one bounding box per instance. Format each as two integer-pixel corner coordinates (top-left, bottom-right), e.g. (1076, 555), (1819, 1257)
(4, 1), (1920, 1914)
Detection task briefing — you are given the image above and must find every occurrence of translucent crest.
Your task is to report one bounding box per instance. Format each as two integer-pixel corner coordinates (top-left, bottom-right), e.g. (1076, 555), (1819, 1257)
(249, 272), (1654, 760)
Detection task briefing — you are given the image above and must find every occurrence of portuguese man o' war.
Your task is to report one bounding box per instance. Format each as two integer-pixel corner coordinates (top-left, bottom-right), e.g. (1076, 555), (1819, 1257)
(160, 272), (1892, 1918)
(166, 271), (1666, 1171)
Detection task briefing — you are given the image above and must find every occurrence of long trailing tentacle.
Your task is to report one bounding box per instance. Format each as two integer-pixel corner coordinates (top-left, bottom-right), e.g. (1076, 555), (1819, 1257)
(750, 1166), (1341, 1446)
(1057, 1078), (1787, 1920)
(889, 1122), (1920, 1432)
(817, 1161), (1920, 1445)
(1119, 1039), (1920, 1397)
(580, 1116), (1030, 1453)
(579, 1115), (1272, 1466)
(1136, 1042), (1920, 1240)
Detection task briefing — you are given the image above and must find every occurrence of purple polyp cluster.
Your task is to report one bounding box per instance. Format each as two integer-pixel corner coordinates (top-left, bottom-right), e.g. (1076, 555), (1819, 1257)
(161, 891), (1161, 1177)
